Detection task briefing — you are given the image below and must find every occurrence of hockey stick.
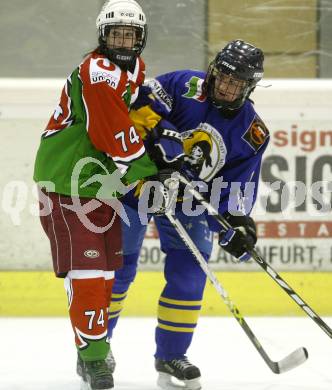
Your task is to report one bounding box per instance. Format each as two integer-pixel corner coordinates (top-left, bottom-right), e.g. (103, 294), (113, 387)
(173, 172), (332, 339)
(165, 211), (308, 374)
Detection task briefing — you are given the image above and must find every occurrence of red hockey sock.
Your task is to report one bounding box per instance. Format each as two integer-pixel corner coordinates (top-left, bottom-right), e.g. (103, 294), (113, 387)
(66, 276), (109, 361)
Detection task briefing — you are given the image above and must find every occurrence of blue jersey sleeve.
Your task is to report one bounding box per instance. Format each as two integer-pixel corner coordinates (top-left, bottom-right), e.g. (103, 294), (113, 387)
(131, 74), (176, 116)
(132, 70), (197, 120)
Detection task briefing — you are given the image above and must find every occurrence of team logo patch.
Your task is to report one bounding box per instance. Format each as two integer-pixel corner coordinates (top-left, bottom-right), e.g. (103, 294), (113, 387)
(89, 58), (121, 89)
(182, 76), (206, 102)
(84, 249), (100, 259)
(242, 116), (269, 152)
(182, 122), (227, 182)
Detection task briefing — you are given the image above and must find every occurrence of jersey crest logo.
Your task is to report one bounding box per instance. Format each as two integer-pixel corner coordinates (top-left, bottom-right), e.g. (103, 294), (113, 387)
(182, 123), (227, 182)
(182, 76), (206, 102)
(242, 116), (269, 152)
(90, 58), (121, 89)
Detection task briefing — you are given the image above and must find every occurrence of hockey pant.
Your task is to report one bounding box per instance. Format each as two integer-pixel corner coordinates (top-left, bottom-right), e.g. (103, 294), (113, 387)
(108, 204), (213, 360)
(64, 270), (114, 361)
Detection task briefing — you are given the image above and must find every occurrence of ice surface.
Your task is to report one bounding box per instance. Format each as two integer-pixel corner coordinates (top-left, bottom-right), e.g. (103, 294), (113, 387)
(1, 317), (332, 390)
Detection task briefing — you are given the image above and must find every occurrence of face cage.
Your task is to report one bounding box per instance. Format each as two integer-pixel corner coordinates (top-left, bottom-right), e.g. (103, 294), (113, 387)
(100, 23), (147, 55)
(206, 64), (254, 110)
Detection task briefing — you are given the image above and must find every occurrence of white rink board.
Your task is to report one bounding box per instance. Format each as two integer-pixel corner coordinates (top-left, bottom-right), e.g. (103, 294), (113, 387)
(138, 235), (332, 272)
(0, 79), (332, 271)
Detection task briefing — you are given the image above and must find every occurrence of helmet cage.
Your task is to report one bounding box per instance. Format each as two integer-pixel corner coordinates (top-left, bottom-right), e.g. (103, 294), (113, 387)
(98, 22), (147, 68)
(96, 0), (147, 69)
(204, 40), (264, 110)
(205, 61), (255, 110)
(98, 22), (147, 55)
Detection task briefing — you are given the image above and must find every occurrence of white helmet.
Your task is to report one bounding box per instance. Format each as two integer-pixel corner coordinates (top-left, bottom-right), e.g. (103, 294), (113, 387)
(96, 0), (147, 67)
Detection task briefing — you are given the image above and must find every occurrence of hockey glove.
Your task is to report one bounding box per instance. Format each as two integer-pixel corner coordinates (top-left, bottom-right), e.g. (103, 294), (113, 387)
(218, 213), (257, 262)
(144, 120), (184, 171)
(144, 169), (180, 215)
(140, 121), (184, 214)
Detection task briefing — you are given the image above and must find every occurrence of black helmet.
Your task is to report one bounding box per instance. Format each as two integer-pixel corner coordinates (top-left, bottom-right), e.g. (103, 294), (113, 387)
(204, 40), (264, 110)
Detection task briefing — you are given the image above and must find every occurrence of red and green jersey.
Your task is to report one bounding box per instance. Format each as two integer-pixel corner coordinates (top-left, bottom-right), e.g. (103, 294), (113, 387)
(33, 51), (157, 198)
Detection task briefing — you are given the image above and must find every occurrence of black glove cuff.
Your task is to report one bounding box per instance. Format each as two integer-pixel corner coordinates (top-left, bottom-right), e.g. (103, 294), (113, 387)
(223, 212), (257, 244)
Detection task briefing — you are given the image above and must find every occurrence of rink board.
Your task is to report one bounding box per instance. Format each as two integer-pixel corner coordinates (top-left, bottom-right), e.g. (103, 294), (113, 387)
(1, 79), (332, 272)
(1, 271), (331, 316)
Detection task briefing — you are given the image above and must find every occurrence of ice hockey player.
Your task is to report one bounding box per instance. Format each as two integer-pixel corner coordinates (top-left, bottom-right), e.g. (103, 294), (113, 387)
(105, 39), (270, 390)
(32, 0), (170, 389)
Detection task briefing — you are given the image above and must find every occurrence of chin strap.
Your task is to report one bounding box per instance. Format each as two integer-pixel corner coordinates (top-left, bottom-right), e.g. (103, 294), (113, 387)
(217, 105), (241, 118)
(98, 43), (137, 71)
(109, 49), (137, 70)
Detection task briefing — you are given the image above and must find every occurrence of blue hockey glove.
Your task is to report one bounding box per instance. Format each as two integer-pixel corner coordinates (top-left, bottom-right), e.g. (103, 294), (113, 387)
(144, 120), (184, 171)
(218, 213), (257, 261)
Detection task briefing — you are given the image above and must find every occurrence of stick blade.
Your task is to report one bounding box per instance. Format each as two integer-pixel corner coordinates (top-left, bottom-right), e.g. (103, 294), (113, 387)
(275, 347), (308, 374)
